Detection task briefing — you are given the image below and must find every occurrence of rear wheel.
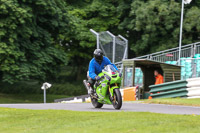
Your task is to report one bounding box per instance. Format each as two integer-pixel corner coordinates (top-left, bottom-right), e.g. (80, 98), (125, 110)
(91, 97), (103, 108)
(112, 89), (122, 110)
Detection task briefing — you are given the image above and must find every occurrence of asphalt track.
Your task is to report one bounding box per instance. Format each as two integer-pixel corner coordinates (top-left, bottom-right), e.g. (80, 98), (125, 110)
(0, 102), (200, 115)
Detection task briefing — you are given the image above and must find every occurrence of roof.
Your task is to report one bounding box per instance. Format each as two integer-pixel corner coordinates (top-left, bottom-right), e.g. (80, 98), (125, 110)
(122, 59), (181, 68)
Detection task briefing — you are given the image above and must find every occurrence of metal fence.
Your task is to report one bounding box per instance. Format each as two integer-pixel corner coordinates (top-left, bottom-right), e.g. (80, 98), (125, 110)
(99, 31), (114, 62)
(134, 42), (200, 80)
(90, 29), (128, 64)
(116, 42), (200, 70)
(136, 42), (200, 63)
(115, 36), (127, 62)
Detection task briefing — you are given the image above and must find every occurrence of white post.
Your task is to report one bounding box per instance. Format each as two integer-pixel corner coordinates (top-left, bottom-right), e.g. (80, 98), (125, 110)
(126, 40), (128, 59)
(97, 34), (99, 49)
(44, 89), (46, 103)
(178, 0), (192, 65)
(178, 0), (184, 65)
(41, 82), (52, 104)
(90, 29), (99, 49)
(113, 36), (116, 63)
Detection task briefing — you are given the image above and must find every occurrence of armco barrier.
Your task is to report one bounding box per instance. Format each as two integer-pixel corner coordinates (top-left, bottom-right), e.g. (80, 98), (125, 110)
(149, 77), (200, 99)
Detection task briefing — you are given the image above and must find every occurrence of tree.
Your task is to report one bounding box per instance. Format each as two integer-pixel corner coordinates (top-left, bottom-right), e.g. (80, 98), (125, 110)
(118, 0), (200, 56)
(61, 0), (121, 80)
(0, 0), (69, 83)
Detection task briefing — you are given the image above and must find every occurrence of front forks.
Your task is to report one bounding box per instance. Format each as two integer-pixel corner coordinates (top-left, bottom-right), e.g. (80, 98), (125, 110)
(109, 84), (119, 101)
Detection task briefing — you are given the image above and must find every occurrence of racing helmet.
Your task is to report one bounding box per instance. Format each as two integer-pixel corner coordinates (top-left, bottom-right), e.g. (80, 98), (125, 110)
(94, 49), (103, 63)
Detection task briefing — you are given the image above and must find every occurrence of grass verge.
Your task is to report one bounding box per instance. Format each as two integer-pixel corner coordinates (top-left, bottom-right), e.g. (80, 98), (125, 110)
(0, 108), (200, 133)
(142, 98), (200, 107)
(0, 93), (68, 103)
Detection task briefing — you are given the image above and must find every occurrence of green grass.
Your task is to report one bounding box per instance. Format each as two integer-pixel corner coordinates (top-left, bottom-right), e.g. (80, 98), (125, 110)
(0, 93), (68, 103)
(0, 108), (200, 133)
(142, 98), (200, 107)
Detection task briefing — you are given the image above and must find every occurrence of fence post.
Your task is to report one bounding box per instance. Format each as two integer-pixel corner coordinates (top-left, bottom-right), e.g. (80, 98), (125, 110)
(191, 44), (194, 57)
(90, 29), (99, 49)
(44, 88), (46, 103)
(193, 43), (196, 56)
(150, 54), (153, 60)
(97, 34), (100, 49)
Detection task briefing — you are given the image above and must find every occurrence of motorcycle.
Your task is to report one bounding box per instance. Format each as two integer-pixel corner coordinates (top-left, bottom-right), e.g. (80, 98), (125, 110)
(83, 65), (122, 110)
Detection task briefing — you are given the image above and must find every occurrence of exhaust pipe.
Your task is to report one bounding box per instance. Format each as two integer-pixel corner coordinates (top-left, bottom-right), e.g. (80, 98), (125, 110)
(83, 80), (90, 91)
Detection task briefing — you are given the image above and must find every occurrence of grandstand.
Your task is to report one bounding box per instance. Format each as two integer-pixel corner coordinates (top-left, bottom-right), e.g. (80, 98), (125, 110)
(125, 42), (200, 85)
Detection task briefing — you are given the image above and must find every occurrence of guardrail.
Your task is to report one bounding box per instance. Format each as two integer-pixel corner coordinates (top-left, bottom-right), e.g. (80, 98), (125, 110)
(149, 77), (200, 99)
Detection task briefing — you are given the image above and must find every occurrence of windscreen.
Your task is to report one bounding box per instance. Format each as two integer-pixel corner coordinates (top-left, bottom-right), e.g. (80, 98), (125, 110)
(103, 65), (117, 73)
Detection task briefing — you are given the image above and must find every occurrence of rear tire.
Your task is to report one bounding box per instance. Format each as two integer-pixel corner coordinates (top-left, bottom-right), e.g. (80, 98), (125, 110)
(112, 89), (122, 110)
(91, 97), (103, 108)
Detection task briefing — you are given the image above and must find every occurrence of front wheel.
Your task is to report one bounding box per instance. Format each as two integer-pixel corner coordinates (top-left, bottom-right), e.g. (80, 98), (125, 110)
(112, 89), (122, 110)
(91, 97), (103, 108)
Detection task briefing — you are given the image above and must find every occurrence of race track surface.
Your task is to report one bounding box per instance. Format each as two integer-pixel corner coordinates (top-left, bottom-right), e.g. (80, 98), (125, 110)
(0, 103), (200, 115)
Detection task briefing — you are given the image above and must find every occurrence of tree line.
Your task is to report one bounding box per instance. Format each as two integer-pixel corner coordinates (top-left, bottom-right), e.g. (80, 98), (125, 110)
(0, 0), (200, 83)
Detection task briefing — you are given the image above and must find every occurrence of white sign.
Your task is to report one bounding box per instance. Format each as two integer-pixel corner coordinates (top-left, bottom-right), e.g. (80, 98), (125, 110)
(41, 82), (52, 90)
(184, 0), (192, 4)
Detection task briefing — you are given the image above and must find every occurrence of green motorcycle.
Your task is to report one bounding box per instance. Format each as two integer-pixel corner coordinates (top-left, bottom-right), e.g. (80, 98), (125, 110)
(83, 65), (122, 110)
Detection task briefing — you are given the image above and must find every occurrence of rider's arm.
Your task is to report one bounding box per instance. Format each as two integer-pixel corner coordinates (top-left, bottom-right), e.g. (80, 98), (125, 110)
(104, 57), (119, 71)
(89, 60), (97, 80)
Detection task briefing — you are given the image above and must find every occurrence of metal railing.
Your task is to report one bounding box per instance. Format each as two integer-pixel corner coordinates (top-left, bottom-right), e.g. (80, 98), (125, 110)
(115, 42), (200, 69)
(135, 42), (200, 63)
(115, 42), (200, 84)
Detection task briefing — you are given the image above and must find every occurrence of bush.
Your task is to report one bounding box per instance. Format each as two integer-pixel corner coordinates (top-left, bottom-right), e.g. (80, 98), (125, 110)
(48, 82), (87, 96)
(0, 81), (87, 96)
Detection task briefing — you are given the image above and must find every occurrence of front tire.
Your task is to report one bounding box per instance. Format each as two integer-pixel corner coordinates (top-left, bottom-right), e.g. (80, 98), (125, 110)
(112, 89), (122, 110)
(91, 97), (103, 108)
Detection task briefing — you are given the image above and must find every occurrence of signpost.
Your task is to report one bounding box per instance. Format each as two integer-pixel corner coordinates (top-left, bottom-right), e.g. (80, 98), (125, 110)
(41, 82), (52, 103)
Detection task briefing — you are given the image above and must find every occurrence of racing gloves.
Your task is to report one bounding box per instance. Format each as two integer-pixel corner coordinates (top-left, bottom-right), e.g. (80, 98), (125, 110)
(95, 76), (101, 81)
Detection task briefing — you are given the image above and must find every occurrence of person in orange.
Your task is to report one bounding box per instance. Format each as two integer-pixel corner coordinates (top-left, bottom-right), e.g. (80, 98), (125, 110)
(148, 70), (164, 99)
(154, 70), (164, 85)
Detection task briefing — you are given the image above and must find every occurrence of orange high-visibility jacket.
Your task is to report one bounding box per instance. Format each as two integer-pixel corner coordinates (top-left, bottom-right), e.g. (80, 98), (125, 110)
(155, 74), (164, 85)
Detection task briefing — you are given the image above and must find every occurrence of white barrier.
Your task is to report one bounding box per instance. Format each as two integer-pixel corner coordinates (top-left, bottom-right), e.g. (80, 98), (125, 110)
(61, 97), (83, 103)
(187, 87), (200, 91)
(187, 96), (200, 99)
(187, 90), (200, 96)
(185, 78), (200, 98)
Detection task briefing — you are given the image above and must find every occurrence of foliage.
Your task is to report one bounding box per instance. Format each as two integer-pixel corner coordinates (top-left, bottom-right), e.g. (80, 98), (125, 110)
(0, 0), (68, 83)
(48, 82), (86, 96)
(1, 108), (200, 133)
(1, 0), (200, 90)
(118, 0), (200, 55)
(0, 81), (86, 96)
(61, 0), (121, 80)
(62, 0), (200, 63)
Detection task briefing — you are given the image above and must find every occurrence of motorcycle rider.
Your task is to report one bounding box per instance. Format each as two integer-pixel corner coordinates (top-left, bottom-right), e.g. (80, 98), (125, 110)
(87, 49), (120, 94)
